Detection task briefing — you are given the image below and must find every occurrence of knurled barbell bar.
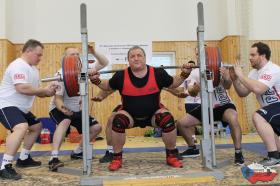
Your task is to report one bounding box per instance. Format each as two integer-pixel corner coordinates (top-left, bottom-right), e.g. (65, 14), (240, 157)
(42, 47), (235, 97)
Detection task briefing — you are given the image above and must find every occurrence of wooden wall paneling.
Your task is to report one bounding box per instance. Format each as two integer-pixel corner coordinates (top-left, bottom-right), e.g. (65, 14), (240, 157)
(8, 40), (280, 137)
(220, 36), (249, 133)
(0, 40), (7, 141)
(0, 40), (5, 82)
(265, 40), (280, 65)
(0, 40), (16, 141)
(0, 40), (15, 80)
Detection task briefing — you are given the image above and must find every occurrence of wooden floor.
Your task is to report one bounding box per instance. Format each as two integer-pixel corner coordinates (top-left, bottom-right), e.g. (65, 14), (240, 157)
(1, 134), (278, 186)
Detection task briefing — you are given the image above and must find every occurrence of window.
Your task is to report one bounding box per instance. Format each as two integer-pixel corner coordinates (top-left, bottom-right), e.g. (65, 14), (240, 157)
(99, 65), (112, 79)
(149, 52), (176, 75)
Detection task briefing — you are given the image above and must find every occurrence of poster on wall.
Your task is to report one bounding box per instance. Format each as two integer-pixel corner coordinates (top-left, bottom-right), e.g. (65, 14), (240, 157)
(95, 42), (152, 64)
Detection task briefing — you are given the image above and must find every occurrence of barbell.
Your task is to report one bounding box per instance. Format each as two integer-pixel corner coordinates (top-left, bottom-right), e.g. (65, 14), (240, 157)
(42, 47), (232, 97)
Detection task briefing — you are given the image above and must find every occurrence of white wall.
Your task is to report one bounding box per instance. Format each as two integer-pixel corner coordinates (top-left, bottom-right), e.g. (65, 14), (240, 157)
(0, 0), (6, 38)
(250, 0), (280, 40)
(5, 0), (280, 43)
(6, 0), (38, 42)
(226, 0), (239, 36)
(5, 0), (228, 43)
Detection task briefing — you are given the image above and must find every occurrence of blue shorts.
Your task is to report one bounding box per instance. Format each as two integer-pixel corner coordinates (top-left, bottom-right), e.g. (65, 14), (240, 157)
(0, 106), (40, 131)
(256, 102), (280, 136)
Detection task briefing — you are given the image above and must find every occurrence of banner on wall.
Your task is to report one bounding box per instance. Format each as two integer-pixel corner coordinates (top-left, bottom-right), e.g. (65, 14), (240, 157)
(95, 42), (152, 64)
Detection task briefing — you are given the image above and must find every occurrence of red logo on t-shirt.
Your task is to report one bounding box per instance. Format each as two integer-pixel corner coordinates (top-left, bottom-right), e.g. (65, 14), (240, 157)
(14, 73), (25, 80)
(260, 74), (272, 81)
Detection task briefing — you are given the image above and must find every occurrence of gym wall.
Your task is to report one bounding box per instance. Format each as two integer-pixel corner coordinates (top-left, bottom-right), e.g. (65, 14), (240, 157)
(1, 0), (280, 139)
(2, 37), (280, 139)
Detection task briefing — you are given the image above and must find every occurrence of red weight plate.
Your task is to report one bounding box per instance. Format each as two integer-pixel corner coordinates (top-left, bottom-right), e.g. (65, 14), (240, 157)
(211, 47), (219, 86)
(205, 47), (211, 73)
(210, 47), (216, 83)
(62, 55), (81, 97)
(205, 47), (221, 87)
(216, 47), (222, 86)
(205, 47), (214, 80)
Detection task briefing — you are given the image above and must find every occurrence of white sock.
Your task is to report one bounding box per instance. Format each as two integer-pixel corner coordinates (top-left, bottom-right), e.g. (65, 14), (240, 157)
(235, 149), (242, 153)
(1, 154), (14, 170)
(50, 150), (59, 160)
(107, 146), (113, 153)
(74, 146), (83, 154)
(19, 148), (30, 160)
(192, 135), (196, 140)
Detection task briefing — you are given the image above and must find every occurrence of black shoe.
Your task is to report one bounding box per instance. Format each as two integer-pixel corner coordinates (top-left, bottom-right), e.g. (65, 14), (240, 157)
(99, 151), (113, 163)
(48, 158), (64, 171)
(70, 151), (83, 160)
(180, 148), (200, 158)
(259, 157), (280, 167)
(0, 164), (21, 180)
(174, 149), (183, 160)
(234, 152), (245, 166)
(95, 136), (104, 141)
(16, 155), (41, 168)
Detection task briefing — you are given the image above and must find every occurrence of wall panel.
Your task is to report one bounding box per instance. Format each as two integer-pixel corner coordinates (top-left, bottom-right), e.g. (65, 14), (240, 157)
(220, 36), (249, 133)
(0, 39), (15, 141)
(5, 39), (280, 138)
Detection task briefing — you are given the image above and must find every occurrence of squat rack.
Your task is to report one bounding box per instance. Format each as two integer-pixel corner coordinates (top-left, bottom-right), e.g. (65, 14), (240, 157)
(56, 2), (224, 185)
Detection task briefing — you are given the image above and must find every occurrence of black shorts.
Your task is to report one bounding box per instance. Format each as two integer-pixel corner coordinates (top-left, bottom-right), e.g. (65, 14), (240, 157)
(188, 103), (236, 127)
(132, 116), (153, 128)
(0, 106), (40, 131)
(49, 108), (98, 134)
(256, 102), (280, 136)
(112, 104), (123, 112)
(185, 103), (200, 113)
(114, 105), (153, 128)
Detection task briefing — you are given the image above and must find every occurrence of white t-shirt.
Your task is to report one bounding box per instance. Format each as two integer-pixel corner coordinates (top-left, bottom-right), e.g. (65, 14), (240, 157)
(181, 68), (201, 104)
(213, 84), (233, 107)
(0, 58), (40, 113)
(49, 69), (81, 112)
(182, 68), (232, 107)
(88, 62), (103, 71)
(248, 61), (280, 107)
(49, 60), (106, 112)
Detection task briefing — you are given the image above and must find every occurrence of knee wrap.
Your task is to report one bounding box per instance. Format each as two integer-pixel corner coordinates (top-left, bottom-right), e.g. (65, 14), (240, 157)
(112, 114), (130, 133)
(155, 112), (175, 133)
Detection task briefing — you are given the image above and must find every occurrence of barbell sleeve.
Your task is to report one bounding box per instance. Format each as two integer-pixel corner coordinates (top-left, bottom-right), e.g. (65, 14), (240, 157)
(41, 75), (63, 82)
(221, 64), (244, 68)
